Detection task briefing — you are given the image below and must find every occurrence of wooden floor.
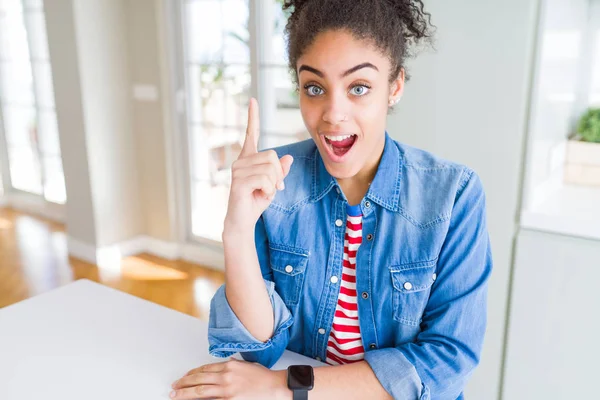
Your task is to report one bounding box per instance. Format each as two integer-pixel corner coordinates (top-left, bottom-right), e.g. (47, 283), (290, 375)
(0, 207), (225, 321)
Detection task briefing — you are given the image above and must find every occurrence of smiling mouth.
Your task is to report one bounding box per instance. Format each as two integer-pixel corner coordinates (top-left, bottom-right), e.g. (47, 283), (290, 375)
(323, 134), (357, 157)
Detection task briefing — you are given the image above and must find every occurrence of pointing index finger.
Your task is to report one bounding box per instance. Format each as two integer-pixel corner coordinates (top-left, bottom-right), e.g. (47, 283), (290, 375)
(240, 97), (259, 157)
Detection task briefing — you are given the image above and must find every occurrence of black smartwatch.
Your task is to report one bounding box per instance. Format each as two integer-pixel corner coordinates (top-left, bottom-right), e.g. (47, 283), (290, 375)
(287, 365), (314, 400)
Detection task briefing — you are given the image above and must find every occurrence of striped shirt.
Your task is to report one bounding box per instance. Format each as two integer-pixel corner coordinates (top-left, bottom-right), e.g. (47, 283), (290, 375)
(326, 204), (365, 365)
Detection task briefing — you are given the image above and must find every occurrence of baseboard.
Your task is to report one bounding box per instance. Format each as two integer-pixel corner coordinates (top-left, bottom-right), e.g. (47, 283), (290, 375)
(2, 192), (66, 223)
(67, 236), (99, 265)
(66, 235), (224, 271)
(181, 242), (225, 271)
(143, 236), (181, 260)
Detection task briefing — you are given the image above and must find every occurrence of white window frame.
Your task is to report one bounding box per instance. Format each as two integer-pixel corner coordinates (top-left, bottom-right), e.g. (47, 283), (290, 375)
(166, 0), (299, 249)
(0, 0), (65, 222)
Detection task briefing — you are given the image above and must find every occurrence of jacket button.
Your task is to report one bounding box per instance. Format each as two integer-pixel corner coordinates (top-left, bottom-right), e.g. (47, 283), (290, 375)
(432, 273), (437, 281)
(316, 356), (322, 361)
(361, 292), (369, 299)
(335, 219), (343, 227)
(285, 265), (294, 273)
(369, 343), (377, 350)
(330, 276), (339, 284)
(365, 201), (371, 208)
(404, 282), (413, 290)
(366, 234), (373, 241)
(318, 328), (325, 335)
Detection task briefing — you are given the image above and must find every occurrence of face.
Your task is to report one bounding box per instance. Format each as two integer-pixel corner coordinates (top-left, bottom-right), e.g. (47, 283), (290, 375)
(296, 29), (404, 181)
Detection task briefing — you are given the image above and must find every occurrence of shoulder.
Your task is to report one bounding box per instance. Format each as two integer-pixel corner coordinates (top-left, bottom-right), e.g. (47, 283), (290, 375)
(397, 140), (479, 190)
(393, 140), (484, 226)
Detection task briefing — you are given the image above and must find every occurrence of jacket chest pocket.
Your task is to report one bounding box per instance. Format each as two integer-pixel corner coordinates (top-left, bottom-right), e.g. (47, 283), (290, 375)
(269, 245), (309, 308)
(389, 259), (437, 326)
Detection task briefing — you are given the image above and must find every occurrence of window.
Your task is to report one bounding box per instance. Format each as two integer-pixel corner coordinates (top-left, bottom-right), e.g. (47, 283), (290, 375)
(0, 0), (66, 204)
(177, 0), (307, 243)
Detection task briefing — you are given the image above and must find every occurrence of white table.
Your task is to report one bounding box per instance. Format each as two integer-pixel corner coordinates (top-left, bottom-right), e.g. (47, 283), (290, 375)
(0, 279), (324, 399)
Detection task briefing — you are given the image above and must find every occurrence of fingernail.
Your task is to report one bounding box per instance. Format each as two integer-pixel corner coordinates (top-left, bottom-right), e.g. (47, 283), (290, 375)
(171, 380), (177, 388)
(170, 390), (177, 398)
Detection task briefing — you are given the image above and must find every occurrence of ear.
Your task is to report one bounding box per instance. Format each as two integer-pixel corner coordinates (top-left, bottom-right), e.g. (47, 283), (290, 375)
(389, 68), (406, 102)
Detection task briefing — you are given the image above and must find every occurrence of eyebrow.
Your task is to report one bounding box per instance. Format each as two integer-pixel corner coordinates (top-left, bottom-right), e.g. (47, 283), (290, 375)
(298, 62), (379, 78)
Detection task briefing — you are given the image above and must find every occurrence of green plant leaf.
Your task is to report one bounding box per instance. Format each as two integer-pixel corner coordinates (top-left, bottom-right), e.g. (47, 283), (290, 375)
(577, 108), (600, 143)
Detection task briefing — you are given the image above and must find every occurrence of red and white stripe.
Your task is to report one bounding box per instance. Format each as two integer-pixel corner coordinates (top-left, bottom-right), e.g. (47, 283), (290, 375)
(326, 213), (365, 365)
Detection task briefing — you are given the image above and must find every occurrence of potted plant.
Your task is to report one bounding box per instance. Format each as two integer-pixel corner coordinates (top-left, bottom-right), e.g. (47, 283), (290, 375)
(564, 108), (600, 187)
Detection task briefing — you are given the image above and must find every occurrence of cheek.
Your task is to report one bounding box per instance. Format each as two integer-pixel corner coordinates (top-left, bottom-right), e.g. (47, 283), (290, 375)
(299, 101), (320, 130)
(355, 100), (388, 129)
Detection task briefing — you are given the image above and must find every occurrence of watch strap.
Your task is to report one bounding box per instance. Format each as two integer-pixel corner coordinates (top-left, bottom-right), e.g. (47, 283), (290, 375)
(292, 390), (308, 400)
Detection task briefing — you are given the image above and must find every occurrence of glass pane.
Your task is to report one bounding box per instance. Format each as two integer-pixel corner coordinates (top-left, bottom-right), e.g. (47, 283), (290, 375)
(223, 64), (250, 128)
(0, 0), (29, 61)
(43, 156), (66, 204)
(187, 65), (204, 124)
(23, 0), (43, 10)
(33, 61), (55, 108)
(0, 0), (16, 12)
(261, 0), (288, 65)
(191, 180), (229, 241)
(183, 0), (250, 243)
(0, 15), (10, 58)
(0, 60), (35, 105)
(187, 64), (250, 126)
(3, 105), (37, 147)
(189, 124), (210, 181)
(190, 124), (241, 181)
(222, 0), (249, 64)
(38, 110), (60, 156)
(184, 0), (224, 63)
(259, 66), (305, 148)
(8, 146), (42, 194)
(24, 11), (49, 60)
(589, 29), (600, 106)
(195, 64), (227, 127)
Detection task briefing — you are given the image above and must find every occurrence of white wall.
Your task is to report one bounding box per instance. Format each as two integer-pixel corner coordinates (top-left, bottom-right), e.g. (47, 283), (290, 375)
(386, 0), (541, 398)
(45, 0), (147, 261)
(126, 0), (176, 243)
(45, 0), (97, 245)
(72, 0), (143, 247)
(503, 229), (600, 398)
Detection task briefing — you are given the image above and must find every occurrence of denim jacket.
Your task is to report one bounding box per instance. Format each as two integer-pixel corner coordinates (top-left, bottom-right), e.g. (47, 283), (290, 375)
(208, 132), (493, 400)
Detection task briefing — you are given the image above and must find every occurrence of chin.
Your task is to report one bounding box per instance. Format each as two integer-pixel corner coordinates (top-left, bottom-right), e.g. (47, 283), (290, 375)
(323, 161), (362, 180)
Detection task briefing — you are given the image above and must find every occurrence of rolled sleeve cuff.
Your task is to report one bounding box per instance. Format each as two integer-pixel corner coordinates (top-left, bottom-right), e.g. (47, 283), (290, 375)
(208, 279), (293, 358)
(364, 348), (431, 400)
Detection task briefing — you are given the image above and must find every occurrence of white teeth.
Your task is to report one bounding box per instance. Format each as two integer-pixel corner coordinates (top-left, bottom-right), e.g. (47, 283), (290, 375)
(325, 134), (354, 142)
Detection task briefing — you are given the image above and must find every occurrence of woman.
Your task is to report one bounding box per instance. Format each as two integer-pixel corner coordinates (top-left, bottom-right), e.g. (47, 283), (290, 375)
(170, 0), (492, 399)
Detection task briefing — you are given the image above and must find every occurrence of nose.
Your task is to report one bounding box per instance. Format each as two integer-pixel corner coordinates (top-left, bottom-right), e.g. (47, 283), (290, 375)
(322, 92), (349, 125)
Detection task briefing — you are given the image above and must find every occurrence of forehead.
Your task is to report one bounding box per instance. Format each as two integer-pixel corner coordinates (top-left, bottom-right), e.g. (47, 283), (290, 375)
(297, 30), (390, 76)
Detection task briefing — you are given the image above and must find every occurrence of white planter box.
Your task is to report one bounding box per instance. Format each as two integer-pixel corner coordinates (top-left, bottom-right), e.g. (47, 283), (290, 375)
(564, 139), (600, 187)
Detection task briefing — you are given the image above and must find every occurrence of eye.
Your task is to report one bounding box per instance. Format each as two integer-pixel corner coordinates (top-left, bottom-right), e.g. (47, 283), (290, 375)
(350, 84), (371, 96)
(304, 84), (324, 97)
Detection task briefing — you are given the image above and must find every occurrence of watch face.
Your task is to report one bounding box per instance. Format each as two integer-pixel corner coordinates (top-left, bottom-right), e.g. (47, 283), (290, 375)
(288, 365), (314, 390)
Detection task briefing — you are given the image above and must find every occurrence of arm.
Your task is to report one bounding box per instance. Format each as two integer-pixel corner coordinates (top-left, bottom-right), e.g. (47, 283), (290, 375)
(362, 169), (492, 399)
(223, 219), (274, 342)
(208, 216), (293, 368)
(273, 361), (393, 400)
(208, 98), (295, 368)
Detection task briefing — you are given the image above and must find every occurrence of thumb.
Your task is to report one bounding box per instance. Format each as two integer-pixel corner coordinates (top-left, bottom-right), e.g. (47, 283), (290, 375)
(280, 155), (294, 179)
